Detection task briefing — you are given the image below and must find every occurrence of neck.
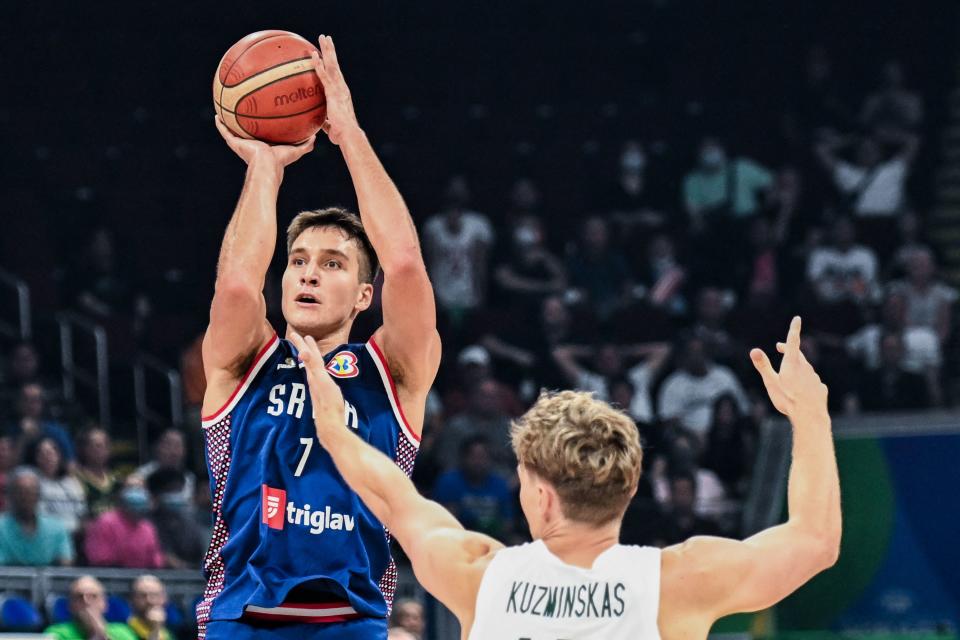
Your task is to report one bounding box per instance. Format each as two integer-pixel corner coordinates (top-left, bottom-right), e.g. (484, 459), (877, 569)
(539, 519), (621, 569)
(14, 511), (36, 527)
(285, 324), (353, 355)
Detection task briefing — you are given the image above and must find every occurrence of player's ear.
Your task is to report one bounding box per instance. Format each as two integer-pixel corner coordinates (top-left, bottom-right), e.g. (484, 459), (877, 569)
(354, 282), (374, 312)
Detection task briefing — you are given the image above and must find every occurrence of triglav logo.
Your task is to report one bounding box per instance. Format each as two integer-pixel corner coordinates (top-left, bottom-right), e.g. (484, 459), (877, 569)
(261, 485), (356, 535)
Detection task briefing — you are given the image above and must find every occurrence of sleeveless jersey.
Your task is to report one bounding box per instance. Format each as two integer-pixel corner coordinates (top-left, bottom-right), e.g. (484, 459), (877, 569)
(195, 334), (420, 637)
(468, 540), (661, 640)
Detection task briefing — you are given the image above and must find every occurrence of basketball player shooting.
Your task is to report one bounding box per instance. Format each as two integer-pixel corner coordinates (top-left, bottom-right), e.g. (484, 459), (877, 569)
(292, 316), (841, 639)
(197, 36), (441, 640)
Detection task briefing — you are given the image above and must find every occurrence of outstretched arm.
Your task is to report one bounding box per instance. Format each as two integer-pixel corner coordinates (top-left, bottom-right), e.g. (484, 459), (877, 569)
(661, 317), (841, 624)
(312, 36), (440, 405)
(291, 332), (501, 621)
(203, 119), (315, 383)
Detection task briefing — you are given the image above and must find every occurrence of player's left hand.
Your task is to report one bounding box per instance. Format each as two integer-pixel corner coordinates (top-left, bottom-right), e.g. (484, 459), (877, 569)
(290, 332), (347, 432)
(311, 35), (361, 146)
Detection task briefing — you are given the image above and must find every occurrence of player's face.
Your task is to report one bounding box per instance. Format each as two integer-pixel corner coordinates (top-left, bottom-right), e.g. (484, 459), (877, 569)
(282, 227), (373, 337)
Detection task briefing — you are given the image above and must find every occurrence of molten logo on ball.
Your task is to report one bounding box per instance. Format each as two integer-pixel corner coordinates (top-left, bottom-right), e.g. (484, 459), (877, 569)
(275, 84), (323, 108)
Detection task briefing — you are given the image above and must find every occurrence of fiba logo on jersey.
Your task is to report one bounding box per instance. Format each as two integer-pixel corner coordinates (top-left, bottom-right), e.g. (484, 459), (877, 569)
(262, 485), (287, 529)
(326, 351), (360, 378)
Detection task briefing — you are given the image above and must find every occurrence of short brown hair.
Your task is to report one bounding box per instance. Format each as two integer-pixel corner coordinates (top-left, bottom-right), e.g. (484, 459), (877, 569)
(511, 390), (643, 525)
(286, 208), (379, 284)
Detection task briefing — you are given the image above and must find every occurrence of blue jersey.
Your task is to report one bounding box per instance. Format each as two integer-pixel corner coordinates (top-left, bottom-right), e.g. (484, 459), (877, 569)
(195, 334), (420, 637)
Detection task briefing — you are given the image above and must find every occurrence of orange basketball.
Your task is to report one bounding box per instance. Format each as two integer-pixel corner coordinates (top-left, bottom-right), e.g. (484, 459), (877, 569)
(213, 30), (326, 144)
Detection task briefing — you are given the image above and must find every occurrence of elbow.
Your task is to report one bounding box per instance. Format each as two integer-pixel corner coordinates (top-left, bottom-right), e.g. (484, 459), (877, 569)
(215, 273), (262, 301)
(381, 249), (427, 277)
(813, 526), (842, 570)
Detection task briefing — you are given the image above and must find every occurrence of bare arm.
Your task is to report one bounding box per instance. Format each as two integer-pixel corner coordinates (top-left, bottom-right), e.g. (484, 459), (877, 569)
(203, 119), (315, 380)
(312, 36), (440, 401)
(661, 317), (841, 624)
(551, 345), (593, 386)
(480, 335), (536, 369)
(291, 332), (501, 621)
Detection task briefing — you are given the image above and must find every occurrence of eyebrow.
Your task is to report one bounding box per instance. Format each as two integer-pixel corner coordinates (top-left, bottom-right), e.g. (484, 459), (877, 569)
(289, 248), (351, 261)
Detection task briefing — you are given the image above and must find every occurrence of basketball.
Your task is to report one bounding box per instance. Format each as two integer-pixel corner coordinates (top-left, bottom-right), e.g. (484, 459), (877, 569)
(213, 30), (326, 144)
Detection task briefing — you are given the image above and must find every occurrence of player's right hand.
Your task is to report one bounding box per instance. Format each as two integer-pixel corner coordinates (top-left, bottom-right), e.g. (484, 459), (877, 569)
(289, 332), (347, 434)
(750, 316), (829, 418)
(214, 116), (316, 168)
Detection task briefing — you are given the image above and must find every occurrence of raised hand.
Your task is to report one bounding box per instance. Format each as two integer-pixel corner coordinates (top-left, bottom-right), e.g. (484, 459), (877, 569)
(289, 332), (347, 432)
(750, 317), (829, 418)
(214, 116), (316, 168)
(310, 35), (361, 146)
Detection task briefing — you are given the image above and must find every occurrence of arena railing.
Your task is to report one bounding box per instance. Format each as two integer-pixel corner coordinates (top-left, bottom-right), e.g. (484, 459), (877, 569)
(133, 354), (185, 463)
(57, 312), (110, 430)
(0, 269), (32, 342)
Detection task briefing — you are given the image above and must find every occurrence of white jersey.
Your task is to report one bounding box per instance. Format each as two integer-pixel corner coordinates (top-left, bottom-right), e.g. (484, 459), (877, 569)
(468, 540), (661, 640)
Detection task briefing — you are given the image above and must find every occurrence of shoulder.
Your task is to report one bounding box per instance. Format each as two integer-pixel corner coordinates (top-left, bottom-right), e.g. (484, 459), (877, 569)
(42, 623), (76, 639)
(106, 623), (139, 640)
(37, 513), (68, 534)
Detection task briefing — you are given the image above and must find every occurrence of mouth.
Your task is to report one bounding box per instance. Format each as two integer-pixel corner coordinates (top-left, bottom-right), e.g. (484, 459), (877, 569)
(294, 293), (321, 307)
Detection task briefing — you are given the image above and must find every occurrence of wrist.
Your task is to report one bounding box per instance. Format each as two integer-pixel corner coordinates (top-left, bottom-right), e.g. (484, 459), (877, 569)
(247, 155), (284, 183)
(337, 125), (367, 151)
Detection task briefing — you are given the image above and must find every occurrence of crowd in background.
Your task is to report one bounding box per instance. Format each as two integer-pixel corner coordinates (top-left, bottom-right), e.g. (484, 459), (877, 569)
(0, 30), (957, 639)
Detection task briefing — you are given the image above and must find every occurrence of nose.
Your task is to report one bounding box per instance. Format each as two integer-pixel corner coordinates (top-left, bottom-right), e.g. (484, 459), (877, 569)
(300, 263), (320, 286)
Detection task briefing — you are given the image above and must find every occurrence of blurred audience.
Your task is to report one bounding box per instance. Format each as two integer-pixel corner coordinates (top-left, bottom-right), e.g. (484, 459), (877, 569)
(84, 476), (164, 569)
(43, 575), (136, 640)
(0, 467), (74, 566)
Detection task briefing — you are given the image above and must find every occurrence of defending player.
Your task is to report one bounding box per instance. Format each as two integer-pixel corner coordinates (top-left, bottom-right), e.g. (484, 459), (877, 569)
(292, 316), (841, 639)
(197, 36), (441, 640)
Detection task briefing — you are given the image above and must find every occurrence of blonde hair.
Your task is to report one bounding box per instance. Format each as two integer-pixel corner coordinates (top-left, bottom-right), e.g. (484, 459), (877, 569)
(511, 390), (642, 525)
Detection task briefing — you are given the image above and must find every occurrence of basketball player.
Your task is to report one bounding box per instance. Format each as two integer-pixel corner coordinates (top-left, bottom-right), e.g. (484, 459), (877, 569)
(292, 316), (841, 639)
(197, 36), (440, 640)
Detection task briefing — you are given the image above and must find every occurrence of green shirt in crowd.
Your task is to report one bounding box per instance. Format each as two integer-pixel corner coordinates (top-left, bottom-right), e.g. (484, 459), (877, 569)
(43, 621), (139, 640)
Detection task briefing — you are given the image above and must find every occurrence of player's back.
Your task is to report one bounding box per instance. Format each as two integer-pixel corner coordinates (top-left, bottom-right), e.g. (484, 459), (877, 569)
(468, 540), (661, 640)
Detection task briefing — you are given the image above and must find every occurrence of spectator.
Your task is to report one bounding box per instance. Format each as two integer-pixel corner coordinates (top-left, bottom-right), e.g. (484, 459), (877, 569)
(75, 426), (118, 518)
(504, 177), (543, 227)
(605, 140), (667, 231)
(43, 576), (137, 640)
(0, 436), (15, 511)
(433, 380), (514, 479)
(552, 342), (671, 426)
(739, 217), (786, 307)
(145, 467), (206, 569)
(493, 214), (567, 314)
(792, 45), (853, 133)
(128, 575), (173, 640)
(659, 470), (723, 545)
(806, 217), (879, 304)
(442, 345), (524, 418)
(657, 336), (749, 441)
(0, 342), (58, 415)
(683, 136), (774, 226)
(423, 176), (495, 322)
(816, 133), (917, 219)
(889, 248), (957, 344)
(565, 215), (632, 319)
(62, 226), (143, 318)
(389, 598), (425, 640)
(637, 234), (687, 317)
(858, 334), (931, 411)
(844, 291), (942, 377)
(887, 211), (933, 280)
(131, 429), (196, 506)
(690, 287), (742, 364)
(700, 394), (758, 497)
(0, 467), (74, 566)
(25, 436), (86, 533)
(5, 382), (75, 462)
(861, 60), (924, 135)
(432, 436), (515, 542)
(84, 475), (165, 569)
